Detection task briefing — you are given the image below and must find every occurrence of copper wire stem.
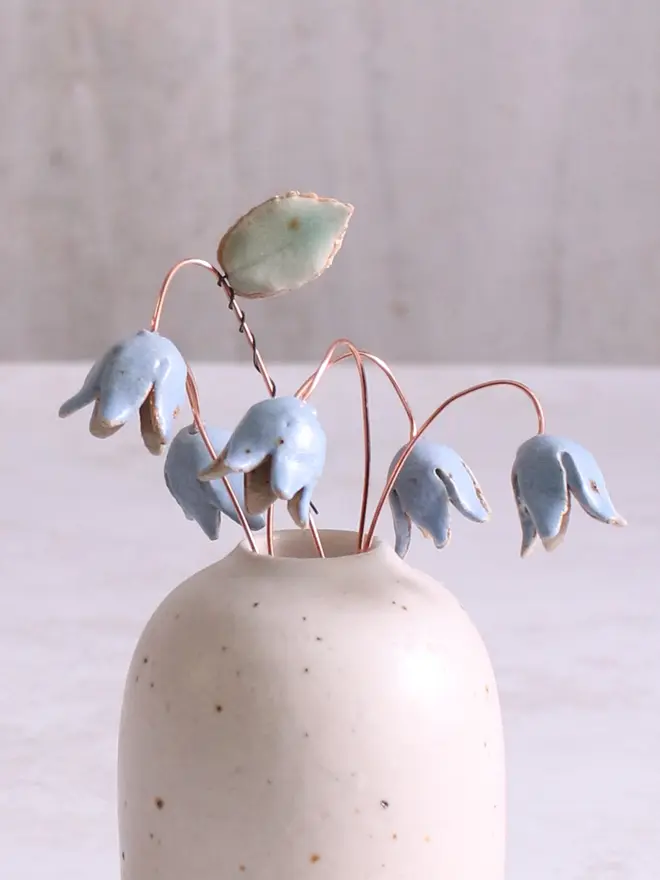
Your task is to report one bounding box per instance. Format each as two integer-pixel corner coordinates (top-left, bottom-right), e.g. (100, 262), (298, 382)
(362, 378), (546, 550)
(297, 350), (417, 440)
(151, 258), (275, 396)
(294, 339), (371, 552)
(297, 348), (416, 551)
(185, 371), (258, 553)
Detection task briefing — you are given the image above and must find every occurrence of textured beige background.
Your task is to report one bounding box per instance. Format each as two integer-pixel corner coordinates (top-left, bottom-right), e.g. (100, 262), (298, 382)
(2, 0), (660, 363)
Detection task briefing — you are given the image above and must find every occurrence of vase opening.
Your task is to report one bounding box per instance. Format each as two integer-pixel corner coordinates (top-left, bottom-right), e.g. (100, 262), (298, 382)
(242, 529), (384, 560)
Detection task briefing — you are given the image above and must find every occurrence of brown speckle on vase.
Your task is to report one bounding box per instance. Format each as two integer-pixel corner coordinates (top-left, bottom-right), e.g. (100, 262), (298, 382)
(380, 800), (389, 809)
(424, 835), (431, 842)
(252, 602), (259, 608)
(310, 853), (321, 864)
(392, 833), (397, 840)
(149, 833), (154, 840)
(302, 616), (307, 622)
(122, 852), (125, 861)
(143, 656), (149, 664)
(149, 682), (154, 689)
(401, 605), (408, 611)
(304, 667), (309, 673)
(155, 797), (164, 810)
(316, 636), (323, 642)
(215, 704), (223, 713)
(239, 866), (246, 873)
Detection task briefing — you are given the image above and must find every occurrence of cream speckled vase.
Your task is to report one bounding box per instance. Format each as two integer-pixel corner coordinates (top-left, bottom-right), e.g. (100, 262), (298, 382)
(117, 530), (505, 878)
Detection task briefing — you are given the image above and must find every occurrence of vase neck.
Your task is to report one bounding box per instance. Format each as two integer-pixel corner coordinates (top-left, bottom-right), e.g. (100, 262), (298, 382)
(228, 529), (405, 576)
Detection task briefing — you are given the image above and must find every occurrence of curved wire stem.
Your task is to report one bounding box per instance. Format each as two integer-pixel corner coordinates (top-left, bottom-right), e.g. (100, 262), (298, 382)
(150, 257), (323, 557)
(362, 378), (546, 551)
(185, 368), (258, 553)
(297, 349), (417, 441)
(150, 258), (275, 395)
(293, 339), (371, 552)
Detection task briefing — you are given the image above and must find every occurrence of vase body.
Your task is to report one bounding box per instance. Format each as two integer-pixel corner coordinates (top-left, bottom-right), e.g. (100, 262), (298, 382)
(118, 530), (505, 878)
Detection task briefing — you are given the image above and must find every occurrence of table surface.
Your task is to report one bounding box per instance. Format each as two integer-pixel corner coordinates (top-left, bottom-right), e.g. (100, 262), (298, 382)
(1, 363), (657, 880)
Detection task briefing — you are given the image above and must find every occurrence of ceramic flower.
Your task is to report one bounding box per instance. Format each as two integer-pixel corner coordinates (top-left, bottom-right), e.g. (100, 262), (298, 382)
(58, 330), (187, 455)
(388, 439), (491, 558)
(511, 434), (627, 557)
(198, 396), (326, 528)
(164, 424), (266, 540)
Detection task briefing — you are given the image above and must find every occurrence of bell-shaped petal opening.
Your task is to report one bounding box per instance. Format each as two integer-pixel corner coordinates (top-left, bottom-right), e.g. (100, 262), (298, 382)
(244, 458), (278, 515)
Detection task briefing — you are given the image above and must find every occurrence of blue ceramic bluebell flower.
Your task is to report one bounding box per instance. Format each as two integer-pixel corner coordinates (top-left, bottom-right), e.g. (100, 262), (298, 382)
(512, 434), (627, 557)
(58, 330), (187, 455)
(198, 396), (326, 528)
(388, 439), (490, 558)
(164, 424), (266, 540)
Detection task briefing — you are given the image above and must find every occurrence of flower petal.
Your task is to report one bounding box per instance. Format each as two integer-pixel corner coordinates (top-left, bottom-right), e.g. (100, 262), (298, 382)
(513, 435), (572, 553)
(432, 447), (490, 523)
(198, 447), (232, 481)
(560, 440), (627, 527)
(58, 348), (114, 418)
(287, 484), (315, 529)
(89, 399), (124, 439)
(389, 488), (412, 559)
(217, 192), (354, 297)
(138, 340), (187, 455)
(511, 471), (538, 557)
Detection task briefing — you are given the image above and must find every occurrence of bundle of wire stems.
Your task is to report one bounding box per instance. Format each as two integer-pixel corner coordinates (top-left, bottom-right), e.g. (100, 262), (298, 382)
(151, 260), (546, 558)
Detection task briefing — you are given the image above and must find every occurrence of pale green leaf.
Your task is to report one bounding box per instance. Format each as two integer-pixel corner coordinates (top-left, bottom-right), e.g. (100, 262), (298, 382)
(217, 191), (354, 298)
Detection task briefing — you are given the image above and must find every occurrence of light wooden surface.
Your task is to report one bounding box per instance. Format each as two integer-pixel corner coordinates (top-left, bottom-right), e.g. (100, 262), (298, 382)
(2, 2), (660, 363)
(0, 363), (657, 879)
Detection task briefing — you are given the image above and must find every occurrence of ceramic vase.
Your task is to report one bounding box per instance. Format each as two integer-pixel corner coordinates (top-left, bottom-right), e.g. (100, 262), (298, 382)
(117, 530), (505, 878)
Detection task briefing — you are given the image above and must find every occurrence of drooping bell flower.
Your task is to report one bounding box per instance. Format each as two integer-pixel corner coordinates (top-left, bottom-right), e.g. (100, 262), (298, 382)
(511, 434), (626, 557)
(198, 396), (326, 528)
(388, 439), (490, 558)
(58, 330), (187, 455)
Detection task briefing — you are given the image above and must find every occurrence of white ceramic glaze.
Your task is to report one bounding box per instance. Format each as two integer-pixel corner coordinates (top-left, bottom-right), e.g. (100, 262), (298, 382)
(117, 530), (505, 879)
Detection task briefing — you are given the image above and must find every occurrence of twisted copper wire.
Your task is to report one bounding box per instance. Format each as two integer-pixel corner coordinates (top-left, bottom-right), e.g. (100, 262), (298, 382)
(362, 378), (546, 550)
(151, 258), (275, 396)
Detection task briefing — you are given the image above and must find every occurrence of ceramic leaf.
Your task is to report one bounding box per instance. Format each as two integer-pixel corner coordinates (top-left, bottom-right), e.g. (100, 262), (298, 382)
(217, 191), (354, 297)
